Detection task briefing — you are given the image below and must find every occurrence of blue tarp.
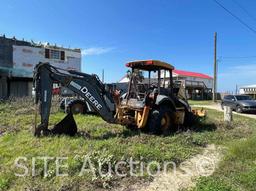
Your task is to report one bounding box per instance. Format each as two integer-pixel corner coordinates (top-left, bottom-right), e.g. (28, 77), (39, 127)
(0, 66), (32, 78)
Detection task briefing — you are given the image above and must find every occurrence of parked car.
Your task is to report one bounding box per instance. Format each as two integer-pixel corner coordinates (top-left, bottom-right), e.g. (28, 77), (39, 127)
(221, 95), (256, 113)
(60, 97), (96, 114)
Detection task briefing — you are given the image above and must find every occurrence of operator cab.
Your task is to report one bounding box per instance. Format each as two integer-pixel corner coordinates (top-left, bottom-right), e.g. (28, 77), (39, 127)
(121, 60), (174, 109)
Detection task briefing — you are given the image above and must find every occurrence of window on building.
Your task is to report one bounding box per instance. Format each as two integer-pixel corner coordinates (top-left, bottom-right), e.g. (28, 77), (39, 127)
(50, 49), (60, 59)
(45, 48), (65, 60)
(45, 49), (50, 58)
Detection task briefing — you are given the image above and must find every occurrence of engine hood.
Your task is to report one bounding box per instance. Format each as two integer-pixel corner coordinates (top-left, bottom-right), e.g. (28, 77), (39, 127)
(237, 100), (256, 106)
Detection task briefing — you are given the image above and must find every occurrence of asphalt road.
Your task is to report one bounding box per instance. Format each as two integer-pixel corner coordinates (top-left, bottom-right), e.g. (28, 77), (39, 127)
(192, 104), (256, 119)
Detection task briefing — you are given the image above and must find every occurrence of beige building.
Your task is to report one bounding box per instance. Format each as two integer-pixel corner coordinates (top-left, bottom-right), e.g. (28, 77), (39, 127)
(239, 84), (256, 99)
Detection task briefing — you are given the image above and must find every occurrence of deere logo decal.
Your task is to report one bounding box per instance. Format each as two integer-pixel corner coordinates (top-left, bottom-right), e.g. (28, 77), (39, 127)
(70, 81), (103, 110)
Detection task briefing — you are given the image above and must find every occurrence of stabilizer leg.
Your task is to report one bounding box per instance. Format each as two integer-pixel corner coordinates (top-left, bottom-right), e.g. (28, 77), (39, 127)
(34, 123), (51, 137)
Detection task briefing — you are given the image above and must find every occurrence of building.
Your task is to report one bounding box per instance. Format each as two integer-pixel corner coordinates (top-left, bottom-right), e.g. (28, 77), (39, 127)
(0, 35), (81, 99)
(118, 69), (213, 100)
(172, 69), (213, 100)
(239, 84), (256, 99)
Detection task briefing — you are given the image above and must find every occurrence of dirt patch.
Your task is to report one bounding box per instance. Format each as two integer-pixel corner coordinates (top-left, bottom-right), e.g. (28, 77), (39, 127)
(14, 107), (35, 115)
(118, 144), (222, 191)
(0, 125), (20, 136)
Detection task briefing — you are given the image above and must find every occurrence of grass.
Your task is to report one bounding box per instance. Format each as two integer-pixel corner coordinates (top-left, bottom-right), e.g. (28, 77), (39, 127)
(0, 98), (256, 190)
(189, 109), (256, 191)
(188, 100), (219, 106)
(192, 134), (256, 191)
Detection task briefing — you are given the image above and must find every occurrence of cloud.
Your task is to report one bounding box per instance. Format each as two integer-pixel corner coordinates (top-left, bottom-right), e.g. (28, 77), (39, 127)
(82, 47), (114, 56)
(219, 64), (256, 77)
(218, 64), (256, 91)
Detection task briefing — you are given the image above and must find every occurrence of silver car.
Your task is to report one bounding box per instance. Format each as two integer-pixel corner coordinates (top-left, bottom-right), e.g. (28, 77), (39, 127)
(221, 95), (256, 113)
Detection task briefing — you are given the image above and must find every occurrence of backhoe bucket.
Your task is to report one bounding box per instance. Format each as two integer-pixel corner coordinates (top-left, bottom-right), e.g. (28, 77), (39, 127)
(192, 108), (207, 118)
(51, 113), (77, 136)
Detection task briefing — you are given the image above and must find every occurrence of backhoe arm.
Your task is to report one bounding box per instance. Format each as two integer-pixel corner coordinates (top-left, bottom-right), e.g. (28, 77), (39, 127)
(33, 62), (116, 136)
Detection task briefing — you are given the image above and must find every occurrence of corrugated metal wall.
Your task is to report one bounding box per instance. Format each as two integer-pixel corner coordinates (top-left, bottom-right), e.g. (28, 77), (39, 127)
(0, 77), (7, 99)
(0, 78), (32, 99)
(9, 81), (32, 97)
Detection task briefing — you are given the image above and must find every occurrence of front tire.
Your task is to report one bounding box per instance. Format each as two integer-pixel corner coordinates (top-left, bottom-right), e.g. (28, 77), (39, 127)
(221, 103), (224, 110)
(184, 110), (196, 128)
(148, 106), (175, 135)
(236, 105), (243, 113)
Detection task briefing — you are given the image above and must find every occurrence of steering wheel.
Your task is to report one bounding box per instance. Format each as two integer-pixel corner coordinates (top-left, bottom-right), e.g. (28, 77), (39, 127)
(150, 82), (158, 89)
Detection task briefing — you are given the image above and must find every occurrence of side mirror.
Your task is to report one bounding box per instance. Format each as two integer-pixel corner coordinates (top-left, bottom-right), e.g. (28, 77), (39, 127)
(231, 98), (235, 101)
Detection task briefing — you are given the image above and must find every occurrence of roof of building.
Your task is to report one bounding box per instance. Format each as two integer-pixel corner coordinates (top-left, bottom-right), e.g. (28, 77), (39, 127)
(240, 84), (256, 88)
(0, 35), (81, 53)
(118, 69), (213, 82)
(173, 69), (213, 79)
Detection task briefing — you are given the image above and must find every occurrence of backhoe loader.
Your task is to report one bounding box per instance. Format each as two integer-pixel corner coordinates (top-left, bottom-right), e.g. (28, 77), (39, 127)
(33, 60), (201, 136)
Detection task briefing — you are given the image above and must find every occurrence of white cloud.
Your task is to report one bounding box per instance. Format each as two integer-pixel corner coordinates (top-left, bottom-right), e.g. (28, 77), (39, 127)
(219, 64), (256, 77)
(82, 47), (114, 56)
(218, 64), (256, 91)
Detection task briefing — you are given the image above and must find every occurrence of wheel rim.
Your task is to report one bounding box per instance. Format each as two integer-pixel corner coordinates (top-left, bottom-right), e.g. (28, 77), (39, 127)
(71, 104), (83, 114)
(161, 113), (171, 131)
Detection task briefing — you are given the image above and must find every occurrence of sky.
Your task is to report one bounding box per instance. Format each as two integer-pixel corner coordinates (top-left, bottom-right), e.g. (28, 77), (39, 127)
(1, 0), (256, 92)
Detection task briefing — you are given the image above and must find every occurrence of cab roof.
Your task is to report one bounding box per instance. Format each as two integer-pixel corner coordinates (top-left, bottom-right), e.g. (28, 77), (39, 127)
(126, 60), (174, 71)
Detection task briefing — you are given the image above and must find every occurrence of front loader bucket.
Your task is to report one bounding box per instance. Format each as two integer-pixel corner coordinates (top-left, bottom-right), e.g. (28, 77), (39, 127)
(192, 108), (207, 118)
(51, 113), (77, 136)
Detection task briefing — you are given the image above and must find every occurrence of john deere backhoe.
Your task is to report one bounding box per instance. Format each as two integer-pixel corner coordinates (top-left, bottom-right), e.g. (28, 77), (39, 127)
(33, 60), (200, 136)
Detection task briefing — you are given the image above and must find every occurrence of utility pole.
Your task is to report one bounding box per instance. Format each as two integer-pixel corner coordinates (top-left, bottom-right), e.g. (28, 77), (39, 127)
(213, 32), (217, 102)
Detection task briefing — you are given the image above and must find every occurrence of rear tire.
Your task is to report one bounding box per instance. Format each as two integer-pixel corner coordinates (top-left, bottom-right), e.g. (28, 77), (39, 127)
(67, 100), (87, 114)
(148, 106), (175, 135)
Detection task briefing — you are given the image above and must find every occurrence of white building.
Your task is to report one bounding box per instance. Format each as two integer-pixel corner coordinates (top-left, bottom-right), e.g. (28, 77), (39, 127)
(118, 69), (213, 100)
(172, 69), (213, 89)
(165, 69), (213, 100)
(0, 36), (81, 99)
(239, 84), (256, 99)
(12, 45), (81, 77)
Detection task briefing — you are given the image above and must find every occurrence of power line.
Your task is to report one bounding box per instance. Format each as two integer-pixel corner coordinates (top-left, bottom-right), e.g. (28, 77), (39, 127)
(213, 0), (256, 34)
(231, 0), (256, 23)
